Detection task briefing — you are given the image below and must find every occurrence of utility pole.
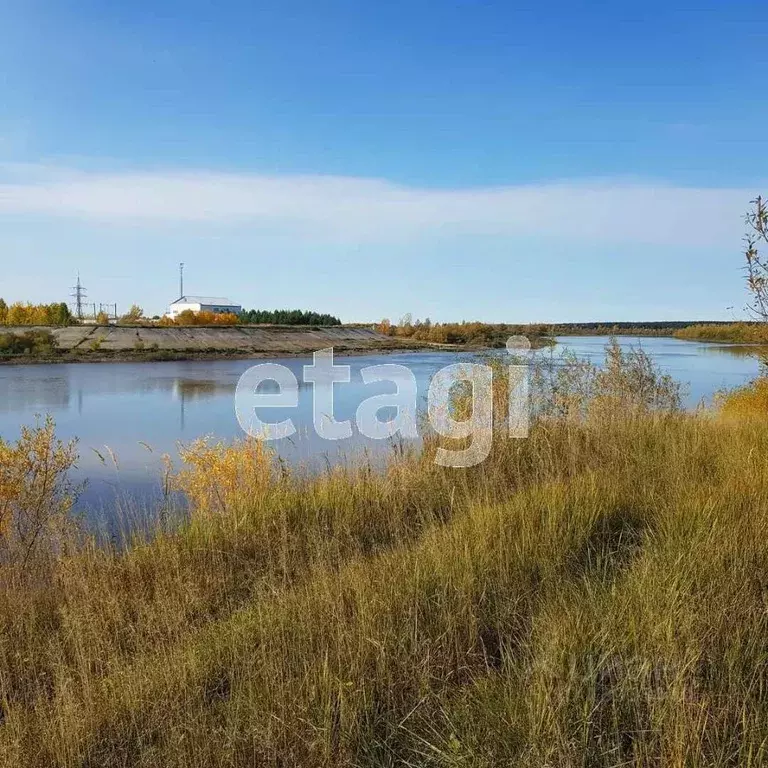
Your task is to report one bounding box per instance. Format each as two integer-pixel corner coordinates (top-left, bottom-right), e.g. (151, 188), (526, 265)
(179, 262), (184, 299)
(70, 273), (87, 321)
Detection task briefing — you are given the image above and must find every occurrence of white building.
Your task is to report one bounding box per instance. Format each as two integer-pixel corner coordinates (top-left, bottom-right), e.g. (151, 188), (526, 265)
(167, 296), (242, 320)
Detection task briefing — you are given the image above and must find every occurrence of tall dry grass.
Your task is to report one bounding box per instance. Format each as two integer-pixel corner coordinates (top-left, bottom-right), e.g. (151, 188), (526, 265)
(0, 345), (767, 766)
(675, 322), (768, 344)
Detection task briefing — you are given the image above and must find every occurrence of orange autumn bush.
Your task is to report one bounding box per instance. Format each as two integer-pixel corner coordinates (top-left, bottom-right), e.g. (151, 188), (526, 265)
(159, 310), (240, 326)
(0, 416), (78, 566)
(172, 437), (274, 521)
(717, 376), (768, 418)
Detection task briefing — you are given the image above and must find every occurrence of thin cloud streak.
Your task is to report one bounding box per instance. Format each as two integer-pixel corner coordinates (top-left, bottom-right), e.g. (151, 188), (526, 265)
(0, 164), (757, 246)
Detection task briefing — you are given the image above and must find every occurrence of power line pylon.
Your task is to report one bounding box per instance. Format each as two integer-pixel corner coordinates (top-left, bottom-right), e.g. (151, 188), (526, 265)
(71, 273), (87, 320)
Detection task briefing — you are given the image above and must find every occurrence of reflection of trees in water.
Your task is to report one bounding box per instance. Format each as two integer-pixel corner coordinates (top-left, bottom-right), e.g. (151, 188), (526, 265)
(0, 377), (71, 413)
(0, 373), (241, 423)
(254, 379), (312, 393)
(143, 376), (310, 400)
(173, 379), (237, 433)
(705, 344), (768, 359)
(173, 377), (310, 431)
(704, 344), (768, 369)
(172, 378), (236, 401)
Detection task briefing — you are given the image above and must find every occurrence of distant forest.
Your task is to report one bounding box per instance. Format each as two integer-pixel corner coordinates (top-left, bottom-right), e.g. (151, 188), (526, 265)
(239, 309), (341, 326)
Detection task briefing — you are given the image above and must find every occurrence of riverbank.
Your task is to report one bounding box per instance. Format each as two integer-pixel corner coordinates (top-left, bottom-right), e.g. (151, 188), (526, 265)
(1, 355), (767, 766)
(674, 321), (768, 344)
(0, 324), (432, 364)
(0, 341), (438, 365)
(0, 324), (556, 364)
(379, 320), (735, 344)
(4, 323), (393, 351)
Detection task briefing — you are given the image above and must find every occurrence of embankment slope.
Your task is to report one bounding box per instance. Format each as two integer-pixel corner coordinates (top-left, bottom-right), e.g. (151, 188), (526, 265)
(5, 325), (398, 354)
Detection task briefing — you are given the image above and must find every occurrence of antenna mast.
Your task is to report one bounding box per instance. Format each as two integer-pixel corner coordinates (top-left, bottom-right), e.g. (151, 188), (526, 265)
(179, 262), (184, 299)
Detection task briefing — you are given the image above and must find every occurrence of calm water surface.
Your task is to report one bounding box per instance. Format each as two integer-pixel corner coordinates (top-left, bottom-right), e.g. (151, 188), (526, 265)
(0, 336), (762, 514)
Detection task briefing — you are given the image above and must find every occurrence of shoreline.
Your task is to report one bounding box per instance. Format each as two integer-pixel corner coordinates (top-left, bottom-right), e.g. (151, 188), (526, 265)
(0, 340), (465, 366)
(0, 324), (558, 366)
(0, 324), (425, 365)
(2, 331), (764, 366)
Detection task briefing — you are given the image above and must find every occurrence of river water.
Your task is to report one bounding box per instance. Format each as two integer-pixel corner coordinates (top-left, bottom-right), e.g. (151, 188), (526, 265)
(0, 336), (763, 516)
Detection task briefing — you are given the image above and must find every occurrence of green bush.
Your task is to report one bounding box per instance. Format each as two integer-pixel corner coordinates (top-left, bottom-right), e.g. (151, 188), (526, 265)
(0, 329), (58, 356)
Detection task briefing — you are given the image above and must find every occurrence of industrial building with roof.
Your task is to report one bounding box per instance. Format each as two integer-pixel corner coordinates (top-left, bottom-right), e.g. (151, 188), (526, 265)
(167, 296), (242, 320)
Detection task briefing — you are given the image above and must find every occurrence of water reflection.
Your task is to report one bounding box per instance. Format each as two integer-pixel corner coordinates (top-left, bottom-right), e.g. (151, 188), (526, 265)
(174, 378), (235, 400)
(172, 378), (235, 431)
(702, 343), (768, 362)
(0, 374), (72, 413)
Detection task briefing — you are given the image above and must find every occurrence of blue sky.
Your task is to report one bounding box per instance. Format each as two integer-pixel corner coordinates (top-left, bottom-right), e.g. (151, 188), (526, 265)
(1, 0), (767, 321)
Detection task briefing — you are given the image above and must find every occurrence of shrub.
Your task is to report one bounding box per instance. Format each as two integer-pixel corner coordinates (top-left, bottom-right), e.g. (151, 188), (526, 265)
(0, 416), (79, 568)
(159, 310), (240, 326)
(173, 437), (274, 522)
(717, 377), (768, 417)
(528, 338), (682, 421)
(381, 319), (552, 347)
(675, 322), (768, 344)
(0, 329), (58, 356)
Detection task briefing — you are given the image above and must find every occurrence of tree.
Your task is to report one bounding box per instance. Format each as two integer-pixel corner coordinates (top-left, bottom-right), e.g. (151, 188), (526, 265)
(52, 303), (72, 326)
(745, 195), (768, 320)
(7, 303), (31, 325)
(121, 304), (144, 323)
(175, 309), (197, 326)
(0, 301), (72, 326)
(238, 309), (341, 326)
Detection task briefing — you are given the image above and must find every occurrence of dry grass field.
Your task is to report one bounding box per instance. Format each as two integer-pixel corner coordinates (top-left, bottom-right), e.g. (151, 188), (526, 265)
(1, 344), (767, 766)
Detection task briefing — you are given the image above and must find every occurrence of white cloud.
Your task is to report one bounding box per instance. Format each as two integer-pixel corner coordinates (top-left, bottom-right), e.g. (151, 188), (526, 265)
(0, 164), (758, 246)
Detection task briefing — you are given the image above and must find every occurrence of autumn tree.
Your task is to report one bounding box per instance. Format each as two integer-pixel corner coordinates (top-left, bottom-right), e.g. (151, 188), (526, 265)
(175, 309), (197, 326)
(0, 301), (72, 326)
(121, 304), (144, 323)
(745, 195), (768, 321)
(160, 310), (239, 327)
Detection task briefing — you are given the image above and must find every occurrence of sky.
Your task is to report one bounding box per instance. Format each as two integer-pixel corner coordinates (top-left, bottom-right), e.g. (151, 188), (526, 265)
(0, 0), (767, 322)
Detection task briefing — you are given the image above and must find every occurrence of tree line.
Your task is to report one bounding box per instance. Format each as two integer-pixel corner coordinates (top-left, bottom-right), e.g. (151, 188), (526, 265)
(239, 309), (341, 326)
(159, 308), (342, 326)
(0, 300), (341, 327)
(158, 310), (242, 326)
(0, 300), (73, 326)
